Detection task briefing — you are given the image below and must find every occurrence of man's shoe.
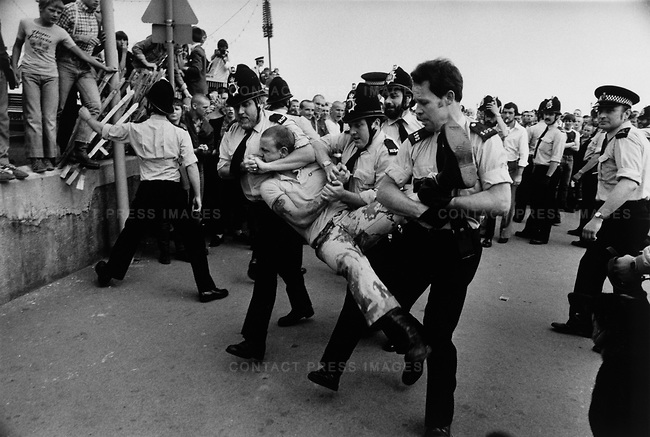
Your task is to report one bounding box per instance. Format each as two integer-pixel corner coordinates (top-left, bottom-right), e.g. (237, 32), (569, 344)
(2, 163), (28, 180)
(550, 320), (592, 338)
(31, 158), (46, 173)
(247, 257), (258, 280)
(198, 288), (228, 302)
(514, 230), (532, 239)
(44, 159), (54, 171)
(73, 142), (100, 169)
(529, 239), (547, 245)
(277, 307), (314, 327)
(481, 238), (492, 248)
(209, 234), (224, 247)
(497, 237), (509, 244)
(158, 252), (171, 264)
(94, 261), (112, 287)
(0, 168), (15, 182)
(225, 340), (265, 361)
(423, 425), (452, 437)
(307, 368), (340, 391)
(567, 228), (582, 237)
(377, 308), (432, 386)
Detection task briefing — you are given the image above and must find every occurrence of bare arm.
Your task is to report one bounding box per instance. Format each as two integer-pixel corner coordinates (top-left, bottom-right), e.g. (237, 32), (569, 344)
(447, 182), (511, 217)
(377, 175), (428, 219)
(11, 30), (25, 85)
(270, 192), (329, 228)
(186, 162), (202, 211)
(78, 107), (104, 132)
(68, 44), (116, 73)
(257, 144), (316, 173)
(582, 178), (638, 241)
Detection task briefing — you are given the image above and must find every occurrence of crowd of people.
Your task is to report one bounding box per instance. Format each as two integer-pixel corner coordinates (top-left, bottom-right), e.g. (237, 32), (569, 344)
(2, 1), (650, 437)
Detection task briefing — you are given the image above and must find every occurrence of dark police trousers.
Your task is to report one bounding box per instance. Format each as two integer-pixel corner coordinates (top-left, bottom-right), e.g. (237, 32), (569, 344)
(524, 164), (561, 242)
(570, 200), (650, 318)
(319, 221), (482, 428)
(241, 201), (312, 344)
(104, 180), (217, 292)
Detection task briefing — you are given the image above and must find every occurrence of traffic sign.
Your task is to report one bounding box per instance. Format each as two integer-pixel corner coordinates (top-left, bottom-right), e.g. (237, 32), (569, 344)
(142, 0), (198, 25)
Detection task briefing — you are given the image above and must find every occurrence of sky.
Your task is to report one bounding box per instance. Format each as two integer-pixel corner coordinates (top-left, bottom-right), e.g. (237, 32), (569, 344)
(3, 0), (650, 114)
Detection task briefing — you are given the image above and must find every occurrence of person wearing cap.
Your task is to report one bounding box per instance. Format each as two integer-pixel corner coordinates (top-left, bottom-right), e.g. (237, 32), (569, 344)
(312, 82), (399, 209)
(265, 76), (319, 141)
(219, 64), (315, 361)
(380, 65), (423, 144)
(514, 97), (565, 245)
(551, 85), (650, 339)
(305, 81), (408, 389)
(375, 58), (511, 437)
(482, 101), (528, 246)
(77, 79), (228, 302)
(252, 124), (431, 389)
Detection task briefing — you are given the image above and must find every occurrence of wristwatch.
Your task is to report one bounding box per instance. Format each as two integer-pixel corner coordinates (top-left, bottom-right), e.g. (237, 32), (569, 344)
(594, 211), (605, 220)
(322, 160), (332, 168)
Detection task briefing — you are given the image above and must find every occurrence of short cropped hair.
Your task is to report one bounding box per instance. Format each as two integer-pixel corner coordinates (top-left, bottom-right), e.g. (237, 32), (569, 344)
(503, 102), (519, 115)
(261, 125), (296, 154)
(300, 99), (313, 109)
(411, 58), (463, 102)
(39, 0), (63, 10)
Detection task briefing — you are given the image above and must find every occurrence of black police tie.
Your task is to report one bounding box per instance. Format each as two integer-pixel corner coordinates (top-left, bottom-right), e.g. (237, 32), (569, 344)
(343, 148), (363, 189)
(599, 134), (610, 155)
(533, 126), (549, 159)
(229, 130), (253, 177)
(397, 119), (409, 143)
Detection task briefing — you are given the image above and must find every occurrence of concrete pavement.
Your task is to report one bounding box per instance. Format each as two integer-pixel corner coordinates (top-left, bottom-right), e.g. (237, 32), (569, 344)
(1, 214), (608, 437)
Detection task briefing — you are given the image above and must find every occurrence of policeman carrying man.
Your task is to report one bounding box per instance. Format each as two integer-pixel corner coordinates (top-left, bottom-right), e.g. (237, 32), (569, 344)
(552, 85), (650, 338)
(219, 65), (315, 361)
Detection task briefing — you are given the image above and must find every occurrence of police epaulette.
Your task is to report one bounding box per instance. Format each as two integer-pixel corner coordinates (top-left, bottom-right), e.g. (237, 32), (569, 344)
(615, 127), (631, 139)
(384, 138), (398, 155)
(269, 113), (288, 125)
(406, 128), (433, 145)
(469, 122), (498, 141)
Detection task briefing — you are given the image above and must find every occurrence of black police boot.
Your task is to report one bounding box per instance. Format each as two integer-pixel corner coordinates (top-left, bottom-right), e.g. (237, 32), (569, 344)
(73, 142), (100, 169)
(308, 366), (341, 392)
(225, 340), (265, 361)
(376, 308), (431, 386)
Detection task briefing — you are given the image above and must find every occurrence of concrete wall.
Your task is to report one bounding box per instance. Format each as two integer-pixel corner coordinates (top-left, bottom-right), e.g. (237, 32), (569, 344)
(0, 158), (140, 304)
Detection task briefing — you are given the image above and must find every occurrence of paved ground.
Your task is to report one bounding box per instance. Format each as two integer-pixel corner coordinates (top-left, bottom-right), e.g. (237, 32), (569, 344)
(1, 214), (610, 437)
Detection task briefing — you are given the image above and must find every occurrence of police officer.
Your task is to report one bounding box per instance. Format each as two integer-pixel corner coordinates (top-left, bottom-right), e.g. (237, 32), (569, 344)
(219, 65), (315, 360)
(265, 75), (319, 141)
(81, 79), (228, 302)
(552, 85), (650, 338)
(376, 58), (511, 437)
(307, 82), (403, 391)
(380, 65), (423, 144)
(313, 82), (398, 207)
(515, 97), (565, 244)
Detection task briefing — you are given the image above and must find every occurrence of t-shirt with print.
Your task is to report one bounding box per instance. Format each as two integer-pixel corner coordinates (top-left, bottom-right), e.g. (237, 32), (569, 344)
(17, 19), (75, 77)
